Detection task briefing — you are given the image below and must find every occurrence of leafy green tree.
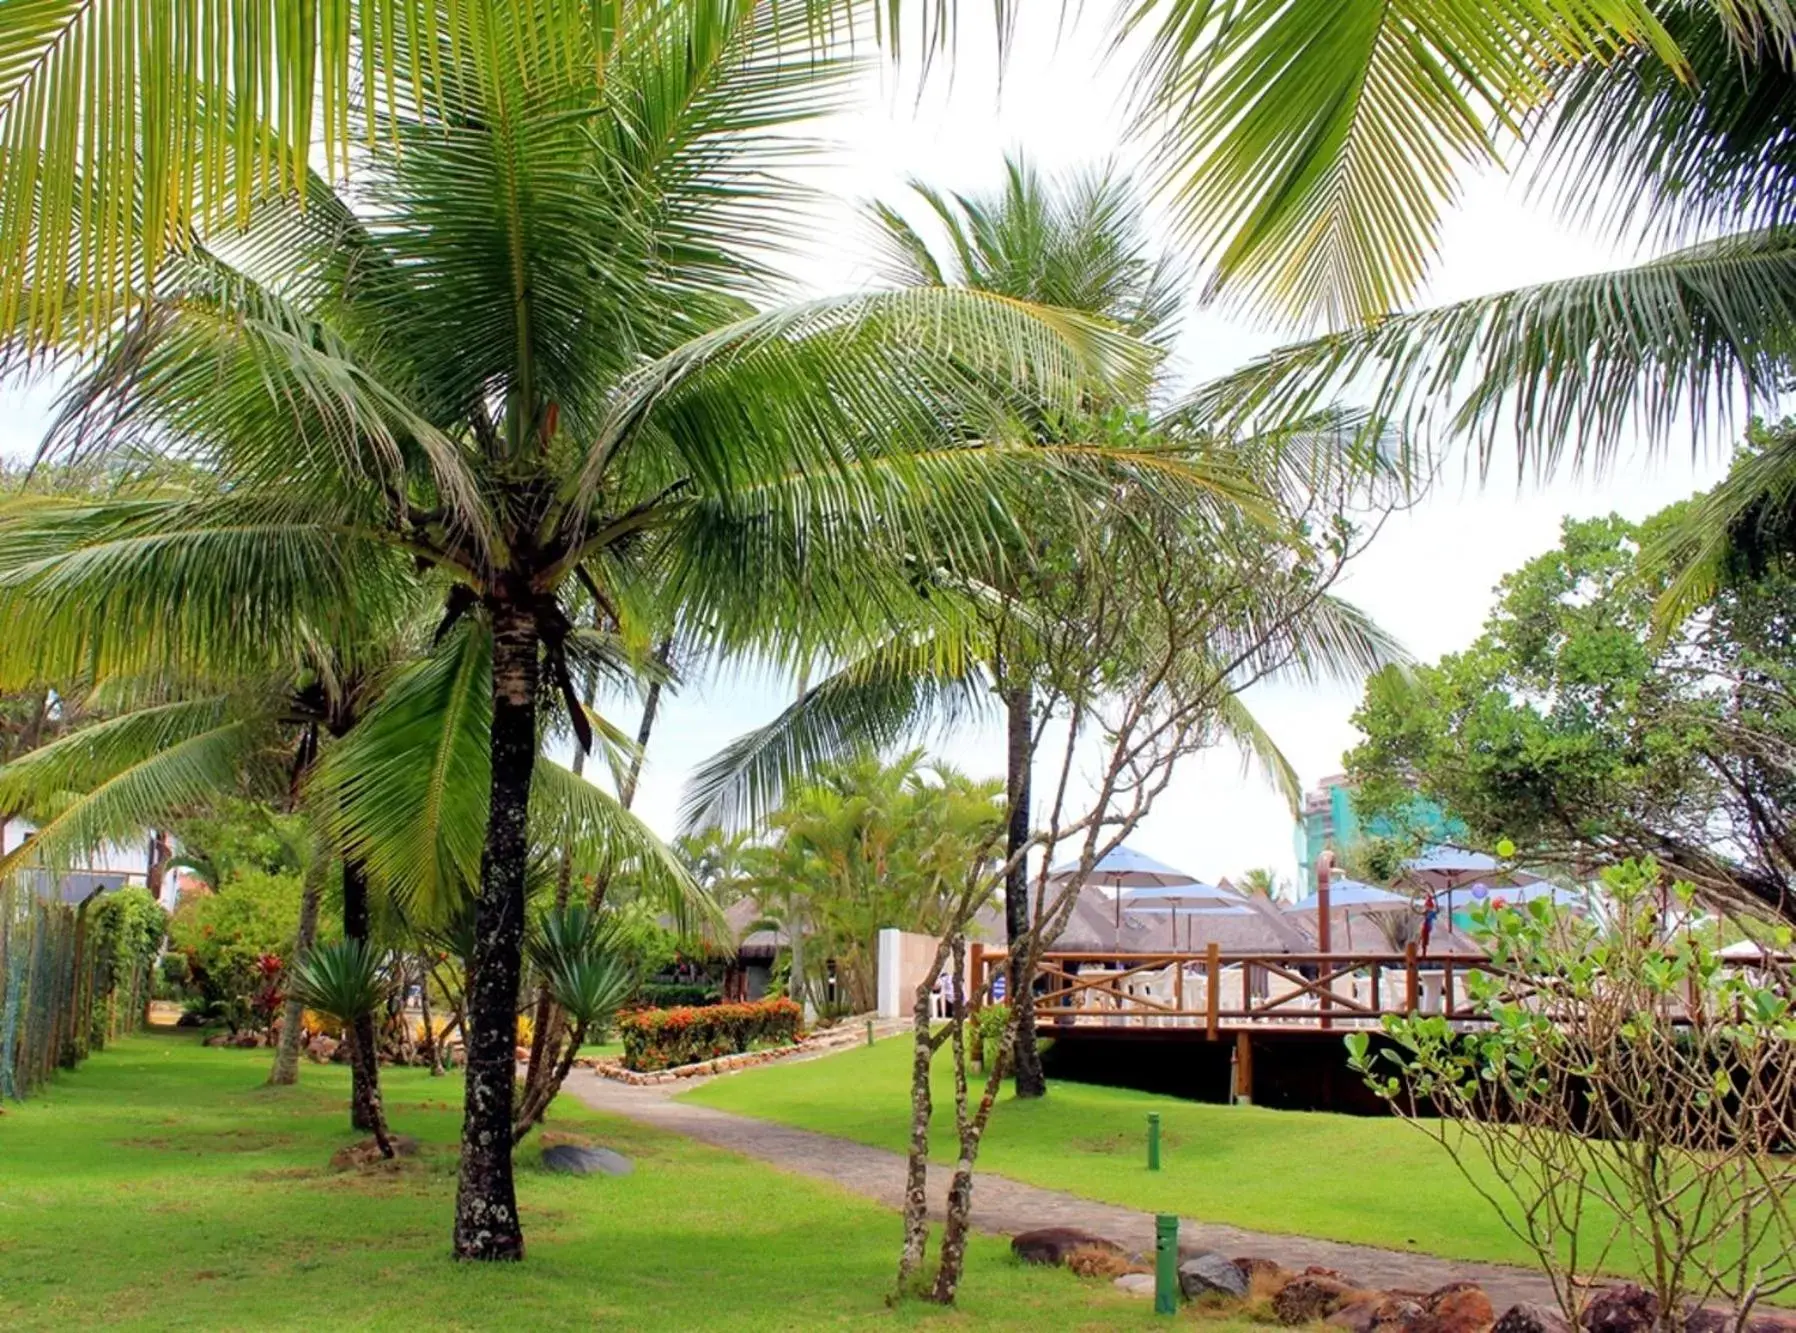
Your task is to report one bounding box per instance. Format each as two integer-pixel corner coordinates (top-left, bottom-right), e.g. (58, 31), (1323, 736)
(0, 4), (1158, 1261)
(1348, 493), (1796, 922)
(752, 749), (1002, 1012)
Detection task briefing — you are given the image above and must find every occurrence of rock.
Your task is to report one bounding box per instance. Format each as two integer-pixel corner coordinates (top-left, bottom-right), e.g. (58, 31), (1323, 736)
(1180, 1251), (1251, 1300)
(1495, 1308), (1575, 1333)
(1582, 1286), (1661, 1333)
(1330, 1298), (1388, 1333)
(1749, 1317), (1796, 1333)
(304, 1036), (340, 1064)
(541, 1143), (634, 1177)
(1373, 1298), (1431, 1333)
(1235, 1257), (1297, 1300)
(1276, 1275), (1359, 1325)
(202, 1033), (228, 1047)
(1416, 1282), (1496, 1333)
(1115, 1273), (1157, 1298)
(329, 1134), (420, 1170)
(1011, 1227), (1125, 1267)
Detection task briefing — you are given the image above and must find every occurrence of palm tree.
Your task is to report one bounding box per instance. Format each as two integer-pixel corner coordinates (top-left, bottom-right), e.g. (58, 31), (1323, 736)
(1236, 867), (1283, 903)
(0, 3), (1161, 1262)
(683, 157), (1402, 1094)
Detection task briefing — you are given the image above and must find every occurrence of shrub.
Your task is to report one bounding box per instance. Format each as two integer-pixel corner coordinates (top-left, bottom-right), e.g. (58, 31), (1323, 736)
(619, 996), (803, 1071)
(635, 981), (721, 1009)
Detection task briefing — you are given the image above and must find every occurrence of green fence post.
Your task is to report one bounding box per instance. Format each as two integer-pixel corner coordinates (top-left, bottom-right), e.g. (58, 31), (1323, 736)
(1154, 1213), (1179, 1315)
(1147, 1111), (1161, 1171)
(865, 1019), (875, 1047)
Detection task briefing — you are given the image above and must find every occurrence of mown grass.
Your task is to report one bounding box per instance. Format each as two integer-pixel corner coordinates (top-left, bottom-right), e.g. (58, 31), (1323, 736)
(0, 1030), (1245, 1330)
(680, 1035), (1593, 1272)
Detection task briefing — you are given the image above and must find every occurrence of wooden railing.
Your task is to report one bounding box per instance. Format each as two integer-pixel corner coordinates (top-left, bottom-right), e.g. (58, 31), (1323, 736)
(967, 943), (1509, 1037)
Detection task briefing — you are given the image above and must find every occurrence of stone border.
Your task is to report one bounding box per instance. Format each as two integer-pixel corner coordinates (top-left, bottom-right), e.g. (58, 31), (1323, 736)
(576, 1024), (894, 1085)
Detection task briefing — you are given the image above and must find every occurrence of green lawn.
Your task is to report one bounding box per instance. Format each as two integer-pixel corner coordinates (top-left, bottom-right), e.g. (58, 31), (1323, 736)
(679, 1036), (1586, 1272)
(0, 1031), (1229, 1331)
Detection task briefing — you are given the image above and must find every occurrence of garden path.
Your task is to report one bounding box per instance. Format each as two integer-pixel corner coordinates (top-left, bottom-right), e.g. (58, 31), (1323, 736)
(562, 1067), (1560, 1310)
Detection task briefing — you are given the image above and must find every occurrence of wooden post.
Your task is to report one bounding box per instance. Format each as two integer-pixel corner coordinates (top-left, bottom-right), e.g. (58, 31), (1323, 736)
(1174, 957), (1185, 1017)
(1404, 942), (1419, 1014)
(1444, 960), (1456, 1018)
(1205, 942), (1221, 1040)
(1234, 1030), (1254, 1105)
(1317, 852), (1335, 1031)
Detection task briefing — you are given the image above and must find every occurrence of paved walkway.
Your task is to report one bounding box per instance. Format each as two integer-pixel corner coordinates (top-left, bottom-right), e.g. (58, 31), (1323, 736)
(563, 1068), (1558, 1310)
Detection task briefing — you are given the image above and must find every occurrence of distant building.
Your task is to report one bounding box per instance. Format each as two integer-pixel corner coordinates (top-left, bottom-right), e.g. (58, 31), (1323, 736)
(1292, 775), (1458, 893)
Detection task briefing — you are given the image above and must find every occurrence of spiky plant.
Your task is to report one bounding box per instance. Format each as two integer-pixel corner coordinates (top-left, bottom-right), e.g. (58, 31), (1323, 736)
(289, 938), (397, 1158)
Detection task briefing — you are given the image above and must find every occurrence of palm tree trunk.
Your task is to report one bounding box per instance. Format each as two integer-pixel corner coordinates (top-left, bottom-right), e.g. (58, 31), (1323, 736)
(342, 857), (383, 1132)
(1003, 684), (1045, 1098)
(268, 853), (325, 1086)
(453, 603), (538, 1263)
(346, 1016), (395, 1158)
(419, 954), (444, 1077)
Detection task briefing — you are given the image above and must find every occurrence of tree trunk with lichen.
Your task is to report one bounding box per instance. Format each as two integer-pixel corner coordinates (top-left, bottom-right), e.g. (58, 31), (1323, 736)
(452, 604), (537, 1262)
(895, 968), (938, 1293)
(342, 858), (383, 1132)
(268, 854), (325, 1086)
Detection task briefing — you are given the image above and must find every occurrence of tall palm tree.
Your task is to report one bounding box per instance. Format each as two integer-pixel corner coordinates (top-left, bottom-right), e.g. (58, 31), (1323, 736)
(0, 2), (1162, 1262)
(683, 158), (1403, 1094)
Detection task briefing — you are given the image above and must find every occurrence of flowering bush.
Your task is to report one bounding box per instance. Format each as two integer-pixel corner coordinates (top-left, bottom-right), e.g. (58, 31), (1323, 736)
(619, 996), (803, 1071)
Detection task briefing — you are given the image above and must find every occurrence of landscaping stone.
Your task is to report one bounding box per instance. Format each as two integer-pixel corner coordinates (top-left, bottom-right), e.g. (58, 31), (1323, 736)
(1180, 1250), (1250, 1300)
(1234, 1256), (1297, 1300)
(1065, 1245), (1132, 1279)
(1011, 1227), (1125, 1267)
(1581, 1286), (1660, 1333)
(1417, 1281), (1497, 1333)
(1371, 1297), (1431, 1333)
(1114, 1273), (1156, 1298)
(1330, 1296), (1397, 1333)
(541, 1143), (634, 1177)
(1276, 1274), (1360, 1324)
(304, 1036), (339, 1063)
(1493, 1303), (1572, 1333)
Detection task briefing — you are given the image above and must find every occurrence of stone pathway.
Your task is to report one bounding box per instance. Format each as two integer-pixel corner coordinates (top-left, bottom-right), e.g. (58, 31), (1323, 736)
(562, 1067), (1560, 1311)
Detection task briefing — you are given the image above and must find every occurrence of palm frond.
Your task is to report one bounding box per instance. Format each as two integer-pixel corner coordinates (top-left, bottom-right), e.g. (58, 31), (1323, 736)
(0, 695), (264, 875)
(1187, 228), (1796, 474)
(680, 633), (991, 834)
(1213, 691), (1302, 816)
(1120, 0), (1685, 326)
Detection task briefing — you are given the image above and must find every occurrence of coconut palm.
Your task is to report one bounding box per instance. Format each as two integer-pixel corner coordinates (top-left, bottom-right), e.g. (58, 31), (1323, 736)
(0, 2), (1171, 1262)
(684, 157), (1403, 1094)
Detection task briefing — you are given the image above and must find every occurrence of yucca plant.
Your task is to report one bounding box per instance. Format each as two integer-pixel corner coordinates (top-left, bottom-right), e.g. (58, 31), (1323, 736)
(512, 904), (637, 1143)
(289, 938), (397, 1158)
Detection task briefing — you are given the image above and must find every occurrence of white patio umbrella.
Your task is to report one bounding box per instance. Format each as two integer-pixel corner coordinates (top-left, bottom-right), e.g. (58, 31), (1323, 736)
(1047, 845), (1245, 949)
(1117, 882), (1255, 950)
(1285, 879), (1409, 951)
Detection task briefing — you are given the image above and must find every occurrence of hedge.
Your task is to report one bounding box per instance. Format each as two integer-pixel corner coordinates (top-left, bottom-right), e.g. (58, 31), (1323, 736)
(619, 996), (802, 1072)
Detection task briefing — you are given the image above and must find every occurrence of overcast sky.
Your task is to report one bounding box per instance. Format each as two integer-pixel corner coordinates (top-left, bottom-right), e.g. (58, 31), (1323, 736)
(0, 15), (1735, 888)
